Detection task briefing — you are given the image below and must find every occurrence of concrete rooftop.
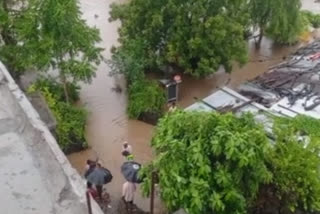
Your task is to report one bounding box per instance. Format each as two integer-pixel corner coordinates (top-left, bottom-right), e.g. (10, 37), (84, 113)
(0, 62), (103, 214)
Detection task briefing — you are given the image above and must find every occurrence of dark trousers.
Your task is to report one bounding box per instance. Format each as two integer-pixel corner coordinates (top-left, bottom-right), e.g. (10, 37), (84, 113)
(122, 197), (133, 213)
(96, 185), (103, 199)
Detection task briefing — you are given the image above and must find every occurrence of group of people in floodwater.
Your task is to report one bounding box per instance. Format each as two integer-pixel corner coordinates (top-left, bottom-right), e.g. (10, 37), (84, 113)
(84, 102), (177, 213)
(84, 141), (137, 213)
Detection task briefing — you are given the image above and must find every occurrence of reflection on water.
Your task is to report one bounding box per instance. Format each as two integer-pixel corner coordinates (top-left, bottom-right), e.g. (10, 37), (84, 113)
(68, 0), (316, 213)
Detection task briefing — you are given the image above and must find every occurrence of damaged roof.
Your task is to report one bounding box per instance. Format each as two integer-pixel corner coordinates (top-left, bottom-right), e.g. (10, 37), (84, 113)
(238, 40), (320, 118)
(186, 41), (320, 131)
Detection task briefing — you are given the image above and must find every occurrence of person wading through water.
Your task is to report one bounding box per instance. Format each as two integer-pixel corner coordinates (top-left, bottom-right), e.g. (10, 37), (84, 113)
(87, 182), (98, 200)
(169, 102), (177, 112)
(85, 160), (113, 200)
(122, 181), (137, 213)
(122, 141), (134, 161)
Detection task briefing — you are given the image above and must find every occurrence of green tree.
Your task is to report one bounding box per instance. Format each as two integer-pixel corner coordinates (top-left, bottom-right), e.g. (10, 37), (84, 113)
(141, 111), (272, 213)
(34, 0), (103, 102)
(0, 0), (103, 100)
(0, 0), (39, 78)
(110, 0), (249, 77)
(249, 0), (272, 46)
(29, 78), (88, 153)
(267, 0), (303, 44)
(249, 0), (303, 45)
(108, 39), (146, 85)
(127, 80), (165, 119)
(141, 111), (320, 214)
(301, 10), (320, 28)
(268, 116), (320, 213)
(249, 0), (304, 45)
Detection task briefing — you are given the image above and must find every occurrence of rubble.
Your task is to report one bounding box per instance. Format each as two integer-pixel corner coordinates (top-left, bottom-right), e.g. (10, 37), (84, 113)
(238, 41), (320, 116)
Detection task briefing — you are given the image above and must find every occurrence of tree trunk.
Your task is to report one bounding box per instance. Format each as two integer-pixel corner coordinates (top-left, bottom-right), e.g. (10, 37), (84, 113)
(256, 27), (264, 49)
(60, 73), (70, 103)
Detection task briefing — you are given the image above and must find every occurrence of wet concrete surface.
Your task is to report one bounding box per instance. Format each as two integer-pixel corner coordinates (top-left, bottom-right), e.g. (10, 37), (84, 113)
(0, 133), (53, 214)
(68, 0), (318, 213)
(0, 62), (103, 214)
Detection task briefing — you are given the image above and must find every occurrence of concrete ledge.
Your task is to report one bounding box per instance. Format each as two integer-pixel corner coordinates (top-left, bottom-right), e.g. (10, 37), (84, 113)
(0, 62), (103, 214)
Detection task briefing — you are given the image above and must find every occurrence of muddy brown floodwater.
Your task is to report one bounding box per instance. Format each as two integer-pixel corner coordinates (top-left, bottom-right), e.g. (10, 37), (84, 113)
(67, 0), (319, 213)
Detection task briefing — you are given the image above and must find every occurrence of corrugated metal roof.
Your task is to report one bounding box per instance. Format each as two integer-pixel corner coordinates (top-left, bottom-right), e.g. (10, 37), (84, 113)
(186, 87), (276, 134)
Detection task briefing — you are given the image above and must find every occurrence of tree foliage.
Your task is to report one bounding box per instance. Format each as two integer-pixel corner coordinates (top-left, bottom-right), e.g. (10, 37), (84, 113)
(0, 0), (103, 100)
(0, 0), (43, 78)
(28, 78), (88, 154)
(141, 112), (320, 214)
(110, 0), (249, 77)
(108, 40), (146, 85)
(249, 0), (304, 44)
(127, 80), (166, 119)
(248, 0), (273, 45)
(269, 116), (320, 212)
(301, 10), (320, 28)
(266, 0), (304, 44)
(141, 111), (271, 213)
(29, 0), (103, 101)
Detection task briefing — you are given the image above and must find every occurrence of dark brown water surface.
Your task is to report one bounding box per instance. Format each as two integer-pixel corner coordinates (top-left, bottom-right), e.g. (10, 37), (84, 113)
(68, 0), (318, 213)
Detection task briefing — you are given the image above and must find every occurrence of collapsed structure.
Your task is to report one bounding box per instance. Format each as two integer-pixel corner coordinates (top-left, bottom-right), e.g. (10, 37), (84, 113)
(239, 41), (320, 118)
(187, 40), (320, 121)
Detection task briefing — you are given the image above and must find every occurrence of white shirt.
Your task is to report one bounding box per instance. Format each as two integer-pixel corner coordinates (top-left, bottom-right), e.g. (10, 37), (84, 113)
(122, 181), (136, 202)
(122, 144), (132, 154)
(169, 106), (177, 112)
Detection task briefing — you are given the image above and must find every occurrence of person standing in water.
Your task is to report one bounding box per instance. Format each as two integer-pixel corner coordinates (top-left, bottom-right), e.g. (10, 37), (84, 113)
(87, 182), (98, 200)
(169, 102), (177, 112)
(122, 141), (132, 154)
(84, 159), (96, 177)
(122, 141), (134, 161)
(122, 181), (137, 212)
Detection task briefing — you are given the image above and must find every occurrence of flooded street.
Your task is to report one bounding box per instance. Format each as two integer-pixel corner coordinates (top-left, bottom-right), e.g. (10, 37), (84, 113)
(68, 0), (157, 212)
(67, 0), (318, 213)
(178, 38), (299, 107)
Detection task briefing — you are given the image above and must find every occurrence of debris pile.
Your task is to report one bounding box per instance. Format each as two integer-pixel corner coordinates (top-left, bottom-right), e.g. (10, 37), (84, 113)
(239, 41), (320, 112)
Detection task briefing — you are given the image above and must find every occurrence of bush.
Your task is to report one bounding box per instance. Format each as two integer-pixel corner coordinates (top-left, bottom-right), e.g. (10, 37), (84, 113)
(141, 111), (320, 214)
(140, 111), (272, 213)
(29, 78), (87, 153)
(108, 40), (147, 85)
(30, 78), (80, 103)
(301, 11), (320, 28)
(271, 116), (320, 212)
(53, 101), (88, 153)
(127, 80), (166, 119)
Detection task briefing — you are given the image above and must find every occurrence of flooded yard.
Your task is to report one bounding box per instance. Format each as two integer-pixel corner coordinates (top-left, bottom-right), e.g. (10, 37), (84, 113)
(67, 0), (319, 213)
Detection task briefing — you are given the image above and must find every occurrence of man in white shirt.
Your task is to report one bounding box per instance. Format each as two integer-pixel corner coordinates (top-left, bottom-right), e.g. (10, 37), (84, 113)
(122, 181), (136, 212)
(122, 141), (132, 155)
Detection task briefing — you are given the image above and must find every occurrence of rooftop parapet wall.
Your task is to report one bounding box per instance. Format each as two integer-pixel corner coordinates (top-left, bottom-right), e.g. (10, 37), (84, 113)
(0, 62), (103, 214)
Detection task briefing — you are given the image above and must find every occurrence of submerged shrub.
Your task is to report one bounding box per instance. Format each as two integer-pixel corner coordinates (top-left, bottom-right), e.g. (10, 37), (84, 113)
(127, 80), (166, 119)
